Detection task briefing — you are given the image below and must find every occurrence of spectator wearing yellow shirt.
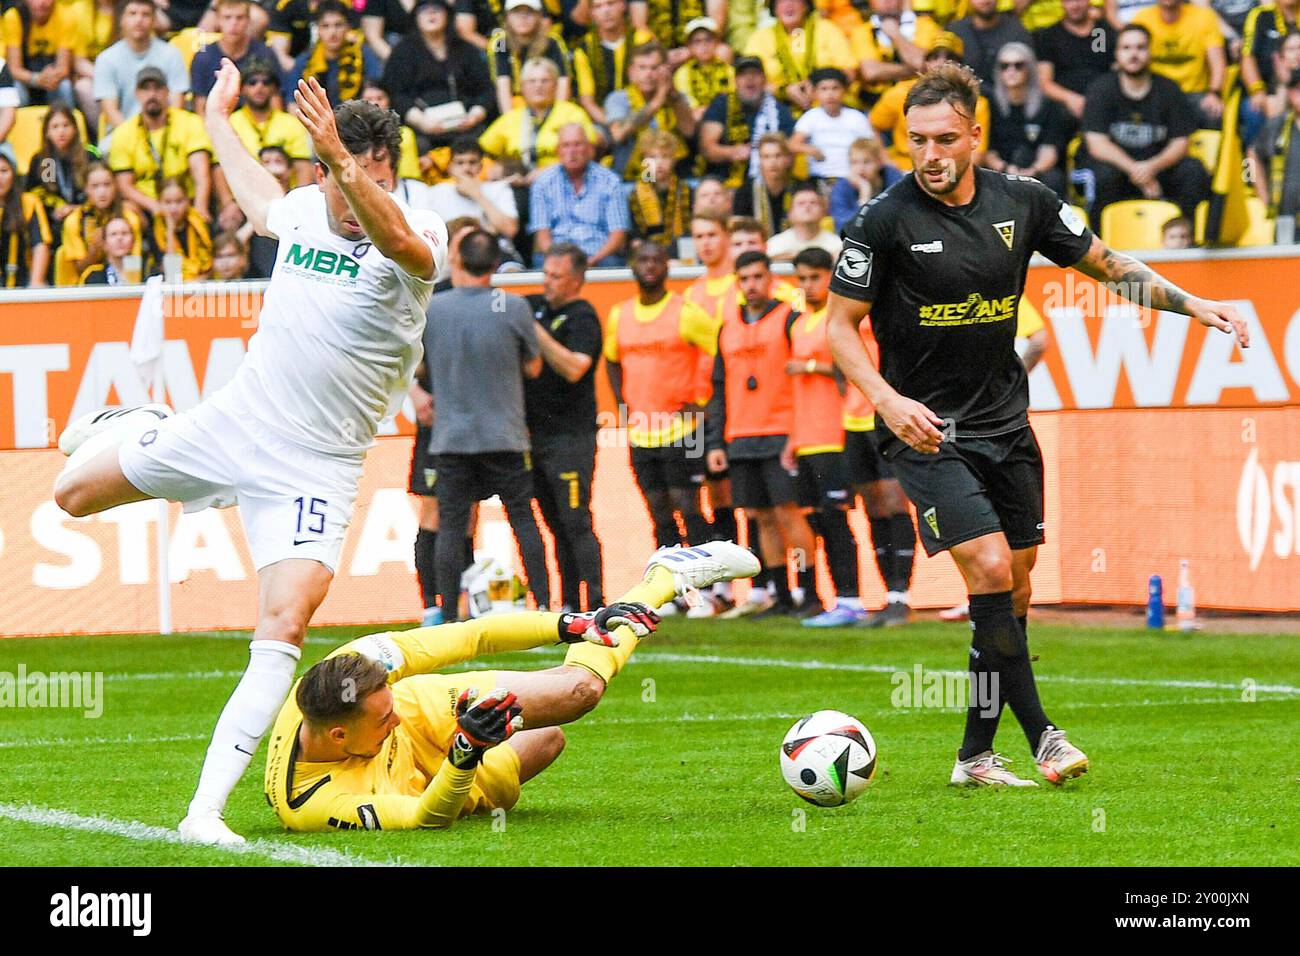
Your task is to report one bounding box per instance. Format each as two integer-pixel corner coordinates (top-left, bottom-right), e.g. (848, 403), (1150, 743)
(228, 57), (315, 188)
(107, 66), (215, 220)
(1133, 0), (1226, 126)
(745, 0), (857, 114)
(3, 0), (74, 106)
(572, 0), (655, 125)
(869, 33), (990, 170)
(152, 177), (212, 281)
(850, 0), (940, 104)
(479, 57), (597, 186)
(673, 16), (735, 125)
(0, 146), (50, 286)
(60, 161), (146, 281)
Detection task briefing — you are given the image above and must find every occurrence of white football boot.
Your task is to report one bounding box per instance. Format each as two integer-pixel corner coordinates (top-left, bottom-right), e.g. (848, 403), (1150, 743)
(645, 541), (761, 602)
(950, 751), (1039, 787)
(1034, 726), (1089, 784)
(178, 809), (247, 846)
(58, 403), (174, 457)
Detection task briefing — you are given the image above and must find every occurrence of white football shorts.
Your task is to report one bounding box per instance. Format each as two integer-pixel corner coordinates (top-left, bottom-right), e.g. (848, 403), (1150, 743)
(118, 388), (363, 572)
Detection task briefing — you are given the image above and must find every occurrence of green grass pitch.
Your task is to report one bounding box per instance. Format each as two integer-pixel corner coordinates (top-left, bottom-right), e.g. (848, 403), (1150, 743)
(1, 616), (1297, 867)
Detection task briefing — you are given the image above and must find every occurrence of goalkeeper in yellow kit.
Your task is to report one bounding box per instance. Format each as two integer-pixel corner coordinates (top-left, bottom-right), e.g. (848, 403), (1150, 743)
(263, 541), (759, 832)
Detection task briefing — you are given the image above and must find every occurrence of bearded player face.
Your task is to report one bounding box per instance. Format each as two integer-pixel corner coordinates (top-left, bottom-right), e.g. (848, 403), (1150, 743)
(316, 149), (396, 241)
(905, 100), (980, 199)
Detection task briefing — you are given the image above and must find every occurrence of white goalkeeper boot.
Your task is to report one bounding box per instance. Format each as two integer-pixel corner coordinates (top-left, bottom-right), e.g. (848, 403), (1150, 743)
(1034, 726), (1089, 784)
(58, 404), (173, 456)
(646, 541), (761, 600)
(950, 751), (1039, 787)
(178, 809), (246, 846)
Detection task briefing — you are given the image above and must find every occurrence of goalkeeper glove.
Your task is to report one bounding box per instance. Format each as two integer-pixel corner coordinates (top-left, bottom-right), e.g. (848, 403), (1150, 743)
(557, 602), (661, 648)
(449, 687), (523, 769)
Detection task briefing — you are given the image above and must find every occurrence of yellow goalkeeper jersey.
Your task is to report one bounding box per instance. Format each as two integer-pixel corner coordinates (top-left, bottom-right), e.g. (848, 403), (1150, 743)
(264, 613), (562, 832)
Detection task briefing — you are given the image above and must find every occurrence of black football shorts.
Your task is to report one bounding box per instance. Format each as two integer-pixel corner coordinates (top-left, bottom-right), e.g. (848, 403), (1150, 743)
(883, 425), (1045, 556)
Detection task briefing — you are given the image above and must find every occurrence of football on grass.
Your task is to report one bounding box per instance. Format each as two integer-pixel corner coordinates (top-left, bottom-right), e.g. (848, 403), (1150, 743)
(780, 710), (877, 807)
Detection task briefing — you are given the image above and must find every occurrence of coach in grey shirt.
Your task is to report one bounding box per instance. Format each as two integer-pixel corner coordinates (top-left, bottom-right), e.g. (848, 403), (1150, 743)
(424, 228), (550, 620)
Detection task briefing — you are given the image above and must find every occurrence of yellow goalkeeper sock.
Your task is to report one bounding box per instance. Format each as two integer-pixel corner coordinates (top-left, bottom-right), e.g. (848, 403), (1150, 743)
(563, 565), (677, 684)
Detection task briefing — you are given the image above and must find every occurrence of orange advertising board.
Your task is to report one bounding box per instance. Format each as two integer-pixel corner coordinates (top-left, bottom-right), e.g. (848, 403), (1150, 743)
(0, 251), (1296, 637)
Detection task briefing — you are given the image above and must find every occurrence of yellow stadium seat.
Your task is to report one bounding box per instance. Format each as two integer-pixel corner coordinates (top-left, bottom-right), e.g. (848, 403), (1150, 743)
(9, 106), (92, 175)
(1100, 199), (1183, 250)
(170, 29), (223, 71)
(1237, 197), (1275, 247)
(1188, 129), (1221, 175)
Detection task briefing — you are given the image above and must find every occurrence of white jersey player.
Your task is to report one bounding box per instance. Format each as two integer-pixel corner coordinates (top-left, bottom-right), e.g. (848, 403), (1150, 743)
(53, 60), (448, 846)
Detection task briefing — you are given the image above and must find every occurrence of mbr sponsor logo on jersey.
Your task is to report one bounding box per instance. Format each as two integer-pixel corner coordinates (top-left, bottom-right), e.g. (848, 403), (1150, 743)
(918, 293), (1017, 326)
(283, 243), (361, 283)
(910, 240), (943, 253)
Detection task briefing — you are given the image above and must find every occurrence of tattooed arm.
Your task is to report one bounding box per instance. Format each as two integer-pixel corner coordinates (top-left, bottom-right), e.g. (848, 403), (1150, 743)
(1071, 235), (1251, 348)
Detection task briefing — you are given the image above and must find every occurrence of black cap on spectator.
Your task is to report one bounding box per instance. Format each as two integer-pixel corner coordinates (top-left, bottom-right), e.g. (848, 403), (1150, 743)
(734, 56), (766, 76)
(136, 66), (168, 89)
(810, 67), (848, 87)
(413, 0), (452, 10)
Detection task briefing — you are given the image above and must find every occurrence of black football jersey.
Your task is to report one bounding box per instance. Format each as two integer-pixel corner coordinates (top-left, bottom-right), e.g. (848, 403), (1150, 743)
(830, 168), (1093, 441)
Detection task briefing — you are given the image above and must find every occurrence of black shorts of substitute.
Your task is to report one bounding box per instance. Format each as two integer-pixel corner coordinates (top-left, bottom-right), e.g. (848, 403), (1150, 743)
(882, 425), (1045, 557)
(408, 425), (437, 496)
(843, 428), (895, 485)
(795, 451), (854, 510)
(731, 455), (799, 509)
(630, 442), (706, 493)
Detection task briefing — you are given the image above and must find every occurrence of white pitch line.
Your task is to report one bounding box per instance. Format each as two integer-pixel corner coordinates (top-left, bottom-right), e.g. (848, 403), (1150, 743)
(628, 652), (1300, 696)
(31, 651), (1300, 697)
(0, 694), (1271, 754)
(0, 803), (409, 867)
(0, 732), (207, 750)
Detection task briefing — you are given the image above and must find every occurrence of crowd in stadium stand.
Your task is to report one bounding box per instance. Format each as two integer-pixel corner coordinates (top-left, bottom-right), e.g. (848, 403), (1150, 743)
(0, 0), (1296, 288)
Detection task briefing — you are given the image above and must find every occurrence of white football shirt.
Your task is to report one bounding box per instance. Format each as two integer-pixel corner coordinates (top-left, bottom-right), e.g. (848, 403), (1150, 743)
(230, 185), (447, 456)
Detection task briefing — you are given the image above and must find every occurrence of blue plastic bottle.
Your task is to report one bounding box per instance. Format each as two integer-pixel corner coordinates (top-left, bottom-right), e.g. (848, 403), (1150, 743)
(1147, 574), (1165, 629)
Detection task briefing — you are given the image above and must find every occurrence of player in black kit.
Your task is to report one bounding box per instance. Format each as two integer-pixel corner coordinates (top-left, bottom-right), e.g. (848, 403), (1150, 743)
(827, 64), (1250, 788)
(525, 243), (605, 611)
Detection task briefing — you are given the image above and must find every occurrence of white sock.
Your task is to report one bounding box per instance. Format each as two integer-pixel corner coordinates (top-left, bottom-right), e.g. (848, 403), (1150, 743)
(188, 640), (301, 817)
(839, 595), (863, 610)
(887, 590), (911, 606)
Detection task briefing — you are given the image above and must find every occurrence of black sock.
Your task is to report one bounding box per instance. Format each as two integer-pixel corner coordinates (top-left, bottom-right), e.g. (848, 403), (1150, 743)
(415, 528), (437, 608)
(887, 513), (916, 594)
(868, 516), (893, 591)
(684, 511), (711, 547)
(464, 536), (475, 574)
(1006, 614), (1052, 752)
(819, 508), (860, 597)
(753, 566), (773, 590)
(746, 515), (761, 554)
(797, 566), (816, 604)
(958, 591), (1018, 761)
(770, 564), (792, 604)
(711, 504), (738, 542)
